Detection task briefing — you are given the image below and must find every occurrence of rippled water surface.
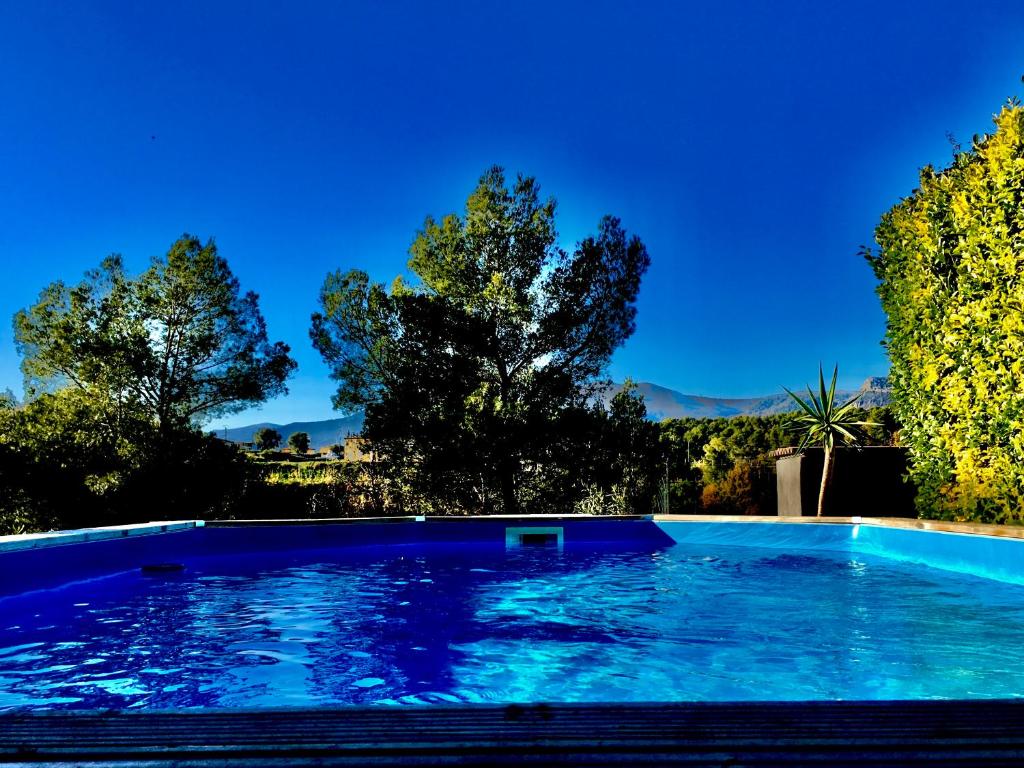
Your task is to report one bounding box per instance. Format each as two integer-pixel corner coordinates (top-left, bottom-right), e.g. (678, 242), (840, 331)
(3, 542), (1024, 708)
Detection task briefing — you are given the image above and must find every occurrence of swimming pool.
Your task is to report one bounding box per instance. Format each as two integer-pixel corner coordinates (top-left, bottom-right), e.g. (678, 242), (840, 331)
(2, 517), (1023, 710)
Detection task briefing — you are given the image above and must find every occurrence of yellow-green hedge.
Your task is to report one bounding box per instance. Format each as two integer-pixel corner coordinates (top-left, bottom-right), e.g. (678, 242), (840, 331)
(867, 103), (1024, 522)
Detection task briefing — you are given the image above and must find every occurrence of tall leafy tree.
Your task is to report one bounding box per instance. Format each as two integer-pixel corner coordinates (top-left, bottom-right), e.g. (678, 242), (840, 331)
(15, 235), (297, 436)
(254, 427), (282, 450)
(288, 431), (311, 454)
(866, 101), (1024, 522)
(311, 167), (650, 514)
(0, 386), (250, 532)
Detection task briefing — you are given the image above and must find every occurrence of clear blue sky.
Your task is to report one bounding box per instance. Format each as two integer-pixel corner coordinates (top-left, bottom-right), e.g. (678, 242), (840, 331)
(2, 1), (1023, 428)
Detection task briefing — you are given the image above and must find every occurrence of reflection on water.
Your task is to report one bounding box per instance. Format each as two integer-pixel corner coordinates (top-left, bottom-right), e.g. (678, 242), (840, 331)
(2, 541), (1024, 709)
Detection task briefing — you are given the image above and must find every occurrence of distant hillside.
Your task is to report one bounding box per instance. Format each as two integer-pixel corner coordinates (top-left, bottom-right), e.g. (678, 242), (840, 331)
(607, 377), (891, 420)
(222, 412), (364, 449)
(222, 378), (890, 448)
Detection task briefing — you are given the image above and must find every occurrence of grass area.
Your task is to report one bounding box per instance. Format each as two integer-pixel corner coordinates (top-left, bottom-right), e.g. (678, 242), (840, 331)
(258, 460), (350, 486)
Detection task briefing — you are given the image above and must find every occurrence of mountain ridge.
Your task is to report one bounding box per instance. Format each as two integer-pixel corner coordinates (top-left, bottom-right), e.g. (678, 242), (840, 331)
(222, 377), (890, 449)
(221, 413), (365, 449)
(621, 377), (891, 421)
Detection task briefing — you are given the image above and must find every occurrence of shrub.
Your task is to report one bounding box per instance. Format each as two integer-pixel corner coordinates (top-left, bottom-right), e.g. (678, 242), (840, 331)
(866, 102), (1024, 522)
(0, 390), (252, 532)
(700, 458), (776, 516)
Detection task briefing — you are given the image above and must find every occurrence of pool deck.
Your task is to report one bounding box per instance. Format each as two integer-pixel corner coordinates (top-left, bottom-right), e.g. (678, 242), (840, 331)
(3, 699), (1024, 766)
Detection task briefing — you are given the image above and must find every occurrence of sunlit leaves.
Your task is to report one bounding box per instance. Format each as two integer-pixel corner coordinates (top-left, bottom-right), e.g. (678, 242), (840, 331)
(866, 103), (1024, 522)
(15, 235), (297, 431)
(785, 365), (872, 453)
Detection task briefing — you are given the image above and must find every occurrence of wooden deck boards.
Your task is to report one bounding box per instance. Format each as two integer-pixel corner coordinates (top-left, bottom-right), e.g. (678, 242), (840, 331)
(2, 700), (1024, 766)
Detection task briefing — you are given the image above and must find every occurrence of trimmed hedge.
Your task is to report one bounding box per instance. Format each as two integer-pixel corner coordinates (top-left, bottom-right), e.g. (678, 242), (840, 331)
(867, 103), (1024, 522)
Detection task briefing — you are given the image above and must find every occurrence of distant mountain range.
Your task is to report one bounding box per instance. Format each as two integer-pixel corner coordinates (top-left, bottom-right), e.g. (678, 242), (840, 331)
(222, 378), (891, 449)
(221, 413), (365, 449)
(614, 377), (891, 421)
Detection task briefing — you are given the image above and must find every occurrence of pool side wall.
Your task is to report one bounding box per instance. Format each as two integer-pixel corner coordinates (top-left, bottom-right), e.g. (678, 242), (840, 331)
(656, 518), (1024, 584)
(4, 516), (1024, 597)
(853, 523), (1024, 584)
(0, 516), (672, 597)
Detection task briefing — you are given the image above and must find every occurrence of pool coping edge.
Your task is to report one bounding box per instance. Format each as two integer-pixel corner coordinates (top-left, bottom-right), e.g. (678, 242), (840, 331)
(3, 514), (1023, 555)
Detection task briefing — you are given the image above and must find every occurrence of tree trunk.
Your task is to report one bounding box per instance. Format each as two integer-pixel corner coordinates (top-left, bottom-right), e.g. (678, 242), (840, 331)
(499, 465), (518, 516)
(816, 446), (834, 517)
(492, 356), (520, 516)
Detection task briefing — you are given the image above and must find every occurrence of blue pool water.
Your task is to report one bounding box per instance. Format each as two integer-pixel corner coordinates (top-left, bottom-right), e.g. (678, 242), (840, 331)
(2, 539), (1024, 709)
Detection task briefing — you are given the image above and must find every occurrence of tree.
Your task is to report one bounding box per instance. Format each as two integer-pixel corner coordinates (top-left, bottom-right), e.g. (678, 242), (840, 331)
(311, 167), (650, 514)
(694, 436), (734, 486)
(288, 431), (311, 454)
(14, 235), (296, 437)
(866, 101), (1024, 522)
(604, 381), (662, 513)
(785, 365), (871, 517)
(0, 387), (249, 533)
(657, 408), (897, 516)
(254, 427), (282, 451)
(573, 381), (663, 515)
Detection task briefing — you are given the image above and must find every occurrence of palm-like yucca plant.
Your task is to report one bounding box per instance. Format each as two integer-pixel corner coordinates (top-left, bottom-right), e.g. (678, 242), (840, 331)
(785, 365), (874, 517)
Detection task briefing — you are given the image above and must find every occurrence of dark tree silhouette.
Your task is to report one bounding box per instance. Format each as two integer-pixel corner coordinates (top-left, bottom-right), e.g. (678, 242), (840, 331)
(312, 167), (650, 514)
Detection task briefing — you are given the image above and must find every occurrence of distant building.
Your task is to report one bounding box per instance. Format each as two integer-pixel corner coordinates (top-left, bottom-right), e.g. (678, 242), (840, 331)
(343, 435), (376, 463)
(215, 437), (257, 452)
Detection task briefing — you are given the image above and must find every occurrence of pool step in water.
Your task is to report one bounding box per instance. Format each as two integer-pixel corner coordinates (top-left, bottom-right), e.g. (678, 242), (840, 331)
(140, 563), (186, 574)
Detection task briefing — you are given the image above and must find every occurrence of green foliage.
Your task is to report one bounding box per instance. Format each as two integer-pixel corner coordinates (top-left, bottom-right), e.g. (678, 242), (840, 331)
(785, 365), (872, 453)
(573, 381), (663, 515)
(253, 427), (282, 450)
(694, 436), (734, 486)
(785, 365), (873, 517)
(607, 382), (662, 513)
(14, 235), (296, 433)
(238, 459), (399, 519)
(288, 431), (311, 454)
(0, 389), (250, 534)
(700, 457), (776, 516)
(0, 388), (146, 532)
(576, 484), (629, 515)
(311, 166), (651, 514)
(259, 461), (347, 485)
(0, 439), (54, 535)
(866, 102), (1024, 522)
(657, 407), (897, 515)
(658, 413), (793, 513)
(4, 235), (296, 534)
(243, 461), (353, 518)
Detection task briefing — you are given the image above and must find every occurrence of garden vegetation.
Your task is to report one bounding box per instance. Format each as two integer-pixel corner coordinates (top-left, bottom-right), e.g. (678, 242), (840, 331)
(866, 101), (1024, 523)
(310, 167), (656, 515)
(1, 236), (296, 532)
(0, 164), (917, 533)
